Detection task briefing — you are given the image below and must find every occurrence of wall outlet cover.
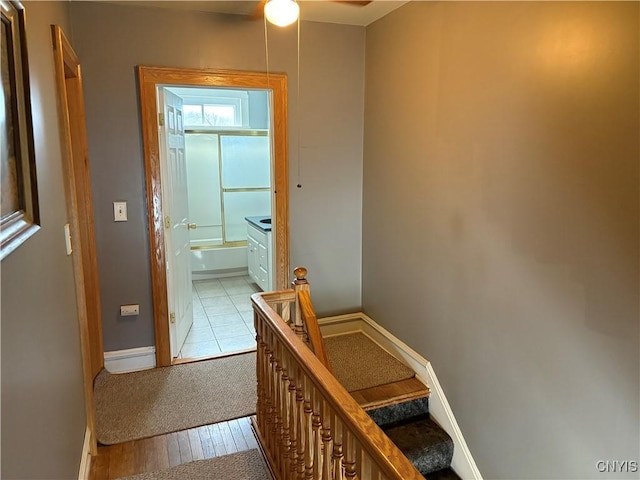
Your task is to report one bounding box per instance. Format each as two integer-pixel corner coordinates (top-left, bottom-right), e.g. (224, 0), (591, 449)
(120, 304), (139, 316)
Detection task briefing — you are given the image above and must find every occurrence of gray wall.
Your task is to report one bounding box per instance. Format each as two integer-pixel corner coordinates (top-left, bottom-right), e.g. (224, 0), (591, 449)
(363, 2), (639, 479)
(1, 2), (87, 478)
(69, 2), (365, 351)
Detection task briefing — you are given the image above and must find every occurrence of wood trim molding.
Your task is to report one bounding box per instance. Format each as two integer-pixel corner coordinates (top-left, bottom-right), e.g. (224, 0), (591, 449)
(77, 426), (92, 480)
(51, 25), (103, 456)
(137, 66), (290, 367)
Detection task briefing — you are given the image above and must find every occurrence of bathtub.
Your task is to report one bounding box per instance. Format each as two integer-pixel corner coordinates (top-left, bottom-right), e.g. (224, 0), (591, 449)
(190, 245), (248, 278)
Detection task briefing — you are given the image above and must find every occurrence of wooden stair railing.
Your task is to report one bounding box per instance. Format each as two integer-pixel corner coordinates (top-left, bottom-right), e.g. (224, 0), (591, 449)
(251, 271), (424, 480)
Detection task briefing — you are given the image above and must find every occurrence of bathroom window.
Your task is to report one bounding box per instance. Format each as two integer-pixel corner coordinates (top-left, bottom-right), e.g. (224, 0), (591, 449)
(183, 99), (242, 127)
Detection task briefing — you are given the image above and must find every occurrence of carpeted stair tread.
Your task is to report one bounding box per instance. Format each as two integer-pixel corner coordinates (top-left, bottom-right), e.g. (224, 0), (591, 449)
(383, 417), (454, 476)
(367, 396), (429, 428)
(324, 333), (415, 392)
(423, 467), (462, 480)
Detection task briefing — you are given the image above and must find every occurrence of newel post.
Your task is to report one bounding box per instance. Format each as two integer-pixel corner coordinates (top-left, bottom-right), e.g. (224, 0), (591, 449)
(292, 266), (309, 343)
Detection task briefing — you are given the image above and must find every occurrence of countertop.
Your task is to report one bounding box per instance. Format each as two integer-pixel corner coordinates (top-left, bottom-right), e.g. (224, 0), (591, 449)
(245, 216), (272, 232)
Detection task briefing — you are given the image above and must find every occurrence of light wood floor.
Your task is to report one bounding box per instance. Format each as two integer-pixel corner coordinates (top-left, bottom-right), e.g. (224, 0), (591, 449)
(90, 416), (260, 480)
(89, 368), (428, 479)
(88, 379), (427, 479)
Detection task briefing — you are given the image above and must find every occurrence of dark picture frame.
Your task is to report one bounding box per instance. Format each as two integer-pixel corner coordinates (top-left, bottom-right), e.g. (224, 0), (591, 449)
(1, 0), (39, 260)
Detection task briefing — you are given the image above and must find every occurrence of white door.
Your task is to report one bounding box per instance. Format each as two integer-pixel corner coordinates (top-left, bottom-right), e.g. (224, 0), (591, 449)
(158, 88), (193, 358)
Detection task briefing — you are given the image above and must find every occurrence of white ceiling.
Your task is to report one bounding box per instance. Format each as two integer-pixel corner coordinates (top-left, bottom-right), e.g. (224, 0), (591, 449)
(103, 1), (409, 26)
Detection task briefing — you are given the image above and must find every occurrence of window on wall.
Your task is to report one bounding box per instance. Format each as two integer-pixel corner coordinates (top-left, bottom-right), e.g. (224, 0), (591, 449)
(183, 98), (243, 127)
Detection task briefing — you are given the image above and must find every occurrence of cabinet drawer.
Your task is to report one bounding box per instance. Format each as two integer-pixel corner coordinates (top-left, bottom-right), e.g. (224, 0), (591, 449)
(247, 224), (267, 244)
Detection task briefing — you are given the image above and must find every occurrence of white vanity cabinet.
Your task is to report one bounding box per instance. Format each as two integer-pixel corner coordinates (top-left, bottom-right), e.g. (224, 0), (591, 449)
(247, 222), (272, 292)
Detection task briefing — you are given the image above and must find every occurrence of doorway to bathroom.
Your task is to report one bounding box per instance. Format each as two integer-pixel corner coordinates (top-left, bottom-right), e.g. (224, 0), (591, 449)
(168, 86), (271, 359)
(138, 66), (290, 368)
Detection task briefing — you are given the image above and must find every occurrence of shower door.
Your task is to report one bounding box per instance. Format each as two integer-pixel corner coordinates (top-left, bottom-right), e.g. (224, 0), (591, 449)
(184, 131), (271, 249)
(219, 134), (271, 243)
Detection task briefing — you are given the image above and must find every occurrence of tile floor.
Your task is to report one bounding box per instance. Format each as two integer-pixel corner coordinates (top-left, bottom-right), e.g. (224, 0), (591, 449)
(178, 275), (261, 359)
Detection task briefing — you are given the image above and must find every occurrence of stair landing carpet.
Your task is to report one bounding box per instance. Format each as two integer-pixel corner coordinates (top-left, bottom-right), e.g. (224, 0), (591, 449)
(95, 353), (256, 445)
(324, 332), (415, 392)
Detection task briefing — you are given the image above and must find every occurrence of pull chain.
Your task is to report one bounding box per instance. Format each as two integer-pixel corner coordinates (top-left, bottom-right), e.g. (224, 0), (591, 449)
(264, 15), (271, 88)
(296, 13), (302, 189)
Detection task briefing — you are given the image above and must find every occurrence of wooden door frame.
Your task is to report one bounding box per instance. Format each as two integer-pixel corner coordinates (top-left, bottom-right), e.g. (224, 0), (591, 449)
(138, 66), (290, 368)
(51, 25), (104, 455)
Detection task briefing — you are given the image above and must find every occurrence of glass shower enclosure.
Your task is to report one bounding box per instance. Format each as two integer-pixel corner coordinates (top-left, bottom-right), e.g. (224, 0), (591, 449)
(185, 131), (272, 250)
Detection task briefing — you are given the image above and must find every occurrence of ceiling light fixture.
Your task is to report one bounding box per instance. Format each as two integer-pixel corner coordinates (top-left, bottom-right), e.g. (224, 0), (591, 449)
(264, 0), (299, 27)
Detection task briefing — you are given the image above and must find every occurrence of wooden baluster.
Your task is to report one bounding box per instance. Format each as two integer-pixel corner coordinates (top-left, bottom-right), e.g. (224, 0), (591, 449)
(303, 379), (314, 479)
(292, 267), (309, 343)
(289, 364), (300, 478)
(258, 320), (269, 442)
(320, 399), (333, 480)
(261, 326), (269, 452)
(311, 389), (322, 480)
(255, 313), (264, 434)
(331, 414), (344, 480)
(280, 351), (292, 478)
(266, 328), (277, 455)
(355, 444), (365, 480)
(363, 451), (383, 480)
(370, 461), (384, 480)
(296, 374), (307, 479)
(343, 431), (357, 480)
(321, 400), (333, 480)
(272, 341), (283, 476)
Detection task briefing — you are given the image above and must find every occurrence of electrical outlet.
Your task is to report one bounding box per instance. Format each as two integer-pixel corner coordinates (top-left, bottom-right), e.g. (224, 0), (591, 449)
(120, 304), (139, 316)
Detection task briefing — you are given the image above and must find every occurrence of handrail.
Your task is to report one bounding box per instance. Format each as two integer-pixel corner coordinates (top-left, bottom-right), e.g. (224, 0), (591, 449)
(252, 290), (423, 480)
(297, 289), (332, 373)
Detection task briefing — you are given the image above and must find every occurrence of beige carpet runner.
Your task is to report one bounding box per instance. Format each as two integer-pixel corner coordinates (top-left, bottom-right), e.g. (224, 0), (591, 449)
(96, 333), (415, 446)
(118, 449), (271, 480)
(324, 332), (415, 392)
(95, 353), (256, 445)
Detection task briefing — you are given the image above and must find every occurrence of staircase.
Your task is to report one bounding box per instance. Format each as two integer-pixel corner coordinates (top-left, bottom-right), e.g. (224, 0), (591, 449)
(253, 266), (466, 480)
(368, 398), (458, 479)
(325, 333), (460, 480)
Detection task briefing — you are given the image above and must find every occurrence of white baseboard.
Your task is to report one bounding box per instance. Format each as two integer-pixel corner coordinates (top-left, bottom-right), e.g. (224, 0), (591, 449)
(425, 362), (483, 479)
(104, 346), (156, 373)
(319, 313), (483, 480)
(78, 426), (91, 480)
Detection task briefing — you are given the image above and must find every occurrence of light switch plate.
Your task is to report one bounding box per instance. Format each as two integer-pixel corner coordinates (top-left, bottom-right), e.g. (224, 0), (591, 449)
(114, 201), (127, 222)
(64, 223), (72, 255)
